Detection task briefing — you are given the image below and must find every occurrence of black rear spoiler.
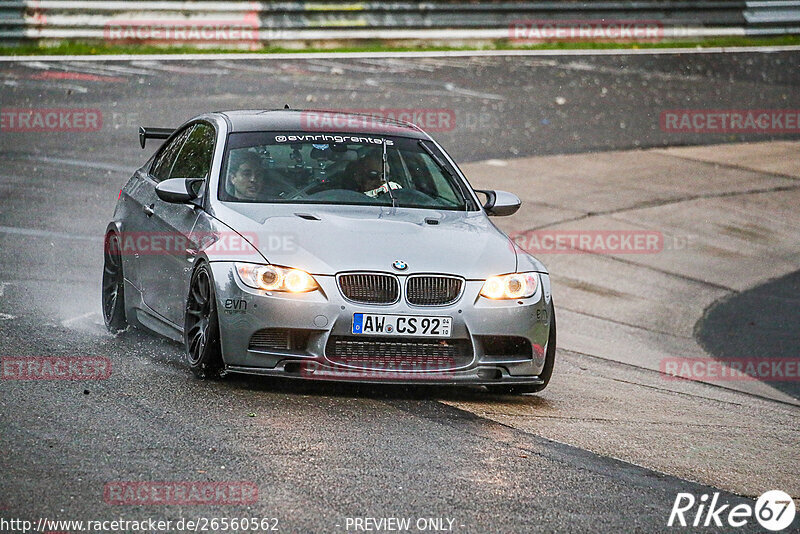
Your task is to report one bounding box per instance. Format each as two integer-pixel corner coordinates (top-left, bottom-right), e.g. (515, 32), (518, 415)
(139, 126), (174, 149)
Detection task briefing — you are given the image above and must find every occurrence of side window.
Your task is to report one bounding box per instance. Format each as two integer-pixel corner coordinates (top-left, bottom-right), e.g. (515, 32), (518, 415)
(169, 123), (215, 180)
(150, 127), (192, 182)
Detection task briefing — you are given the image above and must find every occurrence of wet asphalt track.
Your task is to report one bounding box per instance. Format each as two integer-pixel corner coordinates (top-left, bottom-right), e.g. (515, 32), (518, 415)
(1, 51), (799, 532)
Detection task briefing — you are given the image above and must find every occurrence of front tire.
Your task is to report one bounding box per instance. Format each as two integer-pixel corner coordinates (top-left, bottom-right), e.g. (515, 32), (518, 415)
(486, 301), (556, 395)
(184, 263), (224, 379)
(102, 232), (127, 333)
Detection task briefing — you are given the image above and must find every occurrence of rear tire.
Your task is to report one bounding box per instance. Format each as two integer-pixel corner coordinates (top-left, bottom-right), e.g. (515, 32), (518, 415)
(184, 263), (224, 379)
(102, 232), (127, 333)
(486, 301), (556, 395)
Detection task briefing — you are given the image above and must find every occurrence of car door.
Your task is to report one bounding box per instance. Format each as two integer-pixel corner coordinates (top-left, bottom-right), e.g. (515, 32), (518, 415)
(141, 122), (216, 327)
(124, 125), (192, 305)
(134, 124), (193, 324)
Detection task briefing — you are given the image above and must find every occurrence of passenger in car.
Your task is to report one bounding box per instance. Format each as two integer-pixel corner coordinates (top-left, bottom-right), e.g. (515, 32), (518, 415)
(227, 150), (293, 201)
(227, 151), (264, 200)
(346, 149), (402, 197)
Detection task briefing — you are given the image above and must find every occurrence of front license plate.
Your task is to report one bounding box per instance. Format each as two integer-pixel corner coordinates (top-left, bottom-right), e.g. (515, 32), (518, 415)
(352, 314), (452, 338)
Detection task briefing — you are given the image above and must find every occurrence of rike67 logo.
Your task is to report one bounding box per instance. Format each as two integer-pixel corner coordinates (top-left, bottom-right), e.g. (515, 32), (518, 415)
(668, 490), (795, 531)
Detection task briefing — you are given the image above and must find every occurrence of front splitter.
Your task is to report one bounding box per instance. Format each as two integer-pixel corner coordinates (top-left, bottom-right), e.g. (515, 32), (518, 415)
(224, 361), (545, 386)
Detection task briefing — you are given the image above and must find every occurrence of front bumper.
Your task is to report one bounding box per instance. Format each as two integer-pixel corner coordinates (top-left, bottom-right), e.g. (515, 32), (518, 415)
(208, 262), (552, 385)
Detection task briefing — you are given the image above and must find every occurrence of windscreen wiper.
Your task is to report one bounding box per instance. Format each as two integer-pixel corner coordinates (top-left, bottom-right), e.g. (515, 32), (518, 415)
(382, 138), (397, 208)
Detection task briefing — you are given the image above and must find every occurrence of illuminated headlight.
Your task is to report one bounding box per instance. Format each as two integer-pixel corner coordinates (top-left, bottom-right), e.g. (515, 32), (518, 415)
(235, 263), (319, 293)
(480, 272), (538, 300)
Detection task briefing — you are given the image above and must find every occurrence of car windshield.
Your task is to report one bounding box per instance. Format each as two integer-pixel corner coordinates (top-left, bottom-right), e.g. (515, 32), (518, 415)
(219, 132), (476, 210)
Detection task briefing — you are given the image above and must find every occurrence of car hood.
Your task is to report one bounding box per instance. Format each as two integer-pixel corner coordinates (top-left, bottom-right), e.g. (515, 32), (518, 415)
(213, 203), (518, 278)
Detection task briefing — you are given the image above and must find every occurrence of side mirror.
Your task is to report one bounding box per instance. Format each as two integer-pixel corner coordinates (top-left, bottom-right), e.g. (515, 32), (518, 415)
(155, 178), (201, 204)
(476, 189), (521, 216)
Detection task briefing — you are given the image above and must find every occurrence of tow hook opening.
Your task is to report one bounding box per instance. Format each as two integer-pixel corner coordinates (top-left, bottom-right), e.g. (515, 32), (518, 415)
(477, 368), (502, 380)
(283, 362), (302, 375)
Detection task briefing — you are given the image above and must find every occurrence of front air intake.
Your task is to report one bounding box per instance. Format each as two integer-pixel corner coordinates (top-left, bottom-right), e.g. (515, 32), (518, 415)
(248, 329), (310, 352)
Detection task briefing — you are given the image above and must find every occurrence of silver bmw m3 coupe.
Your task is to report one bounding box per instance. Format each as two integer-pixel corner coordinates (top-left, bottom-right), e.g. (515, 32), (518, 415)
(102, 109), (555, 393)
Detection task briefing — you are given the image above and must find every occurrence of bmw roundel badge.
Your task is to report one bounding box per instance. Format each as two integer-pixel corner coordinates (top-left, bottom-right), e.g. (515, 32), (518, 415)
(392, 260), (408, 271)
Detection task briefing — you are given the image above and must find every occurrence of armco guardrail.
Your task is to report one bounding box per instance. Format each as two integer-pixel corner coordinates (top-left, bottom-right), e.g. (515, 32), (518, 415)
(0, 1), (798, 46)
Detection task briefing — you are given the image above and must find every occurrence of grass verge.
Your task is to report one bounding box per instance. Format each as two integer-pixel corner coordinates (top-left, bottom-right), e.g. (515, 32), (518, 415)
(1, 35), (799, 56)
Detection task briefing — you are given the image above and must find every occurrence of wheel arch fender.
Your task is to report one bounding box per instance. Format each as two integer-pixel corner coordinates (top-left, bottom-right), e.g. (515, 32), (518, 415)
(184, 259), (229, 370)
(105, 221), (123, 237)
